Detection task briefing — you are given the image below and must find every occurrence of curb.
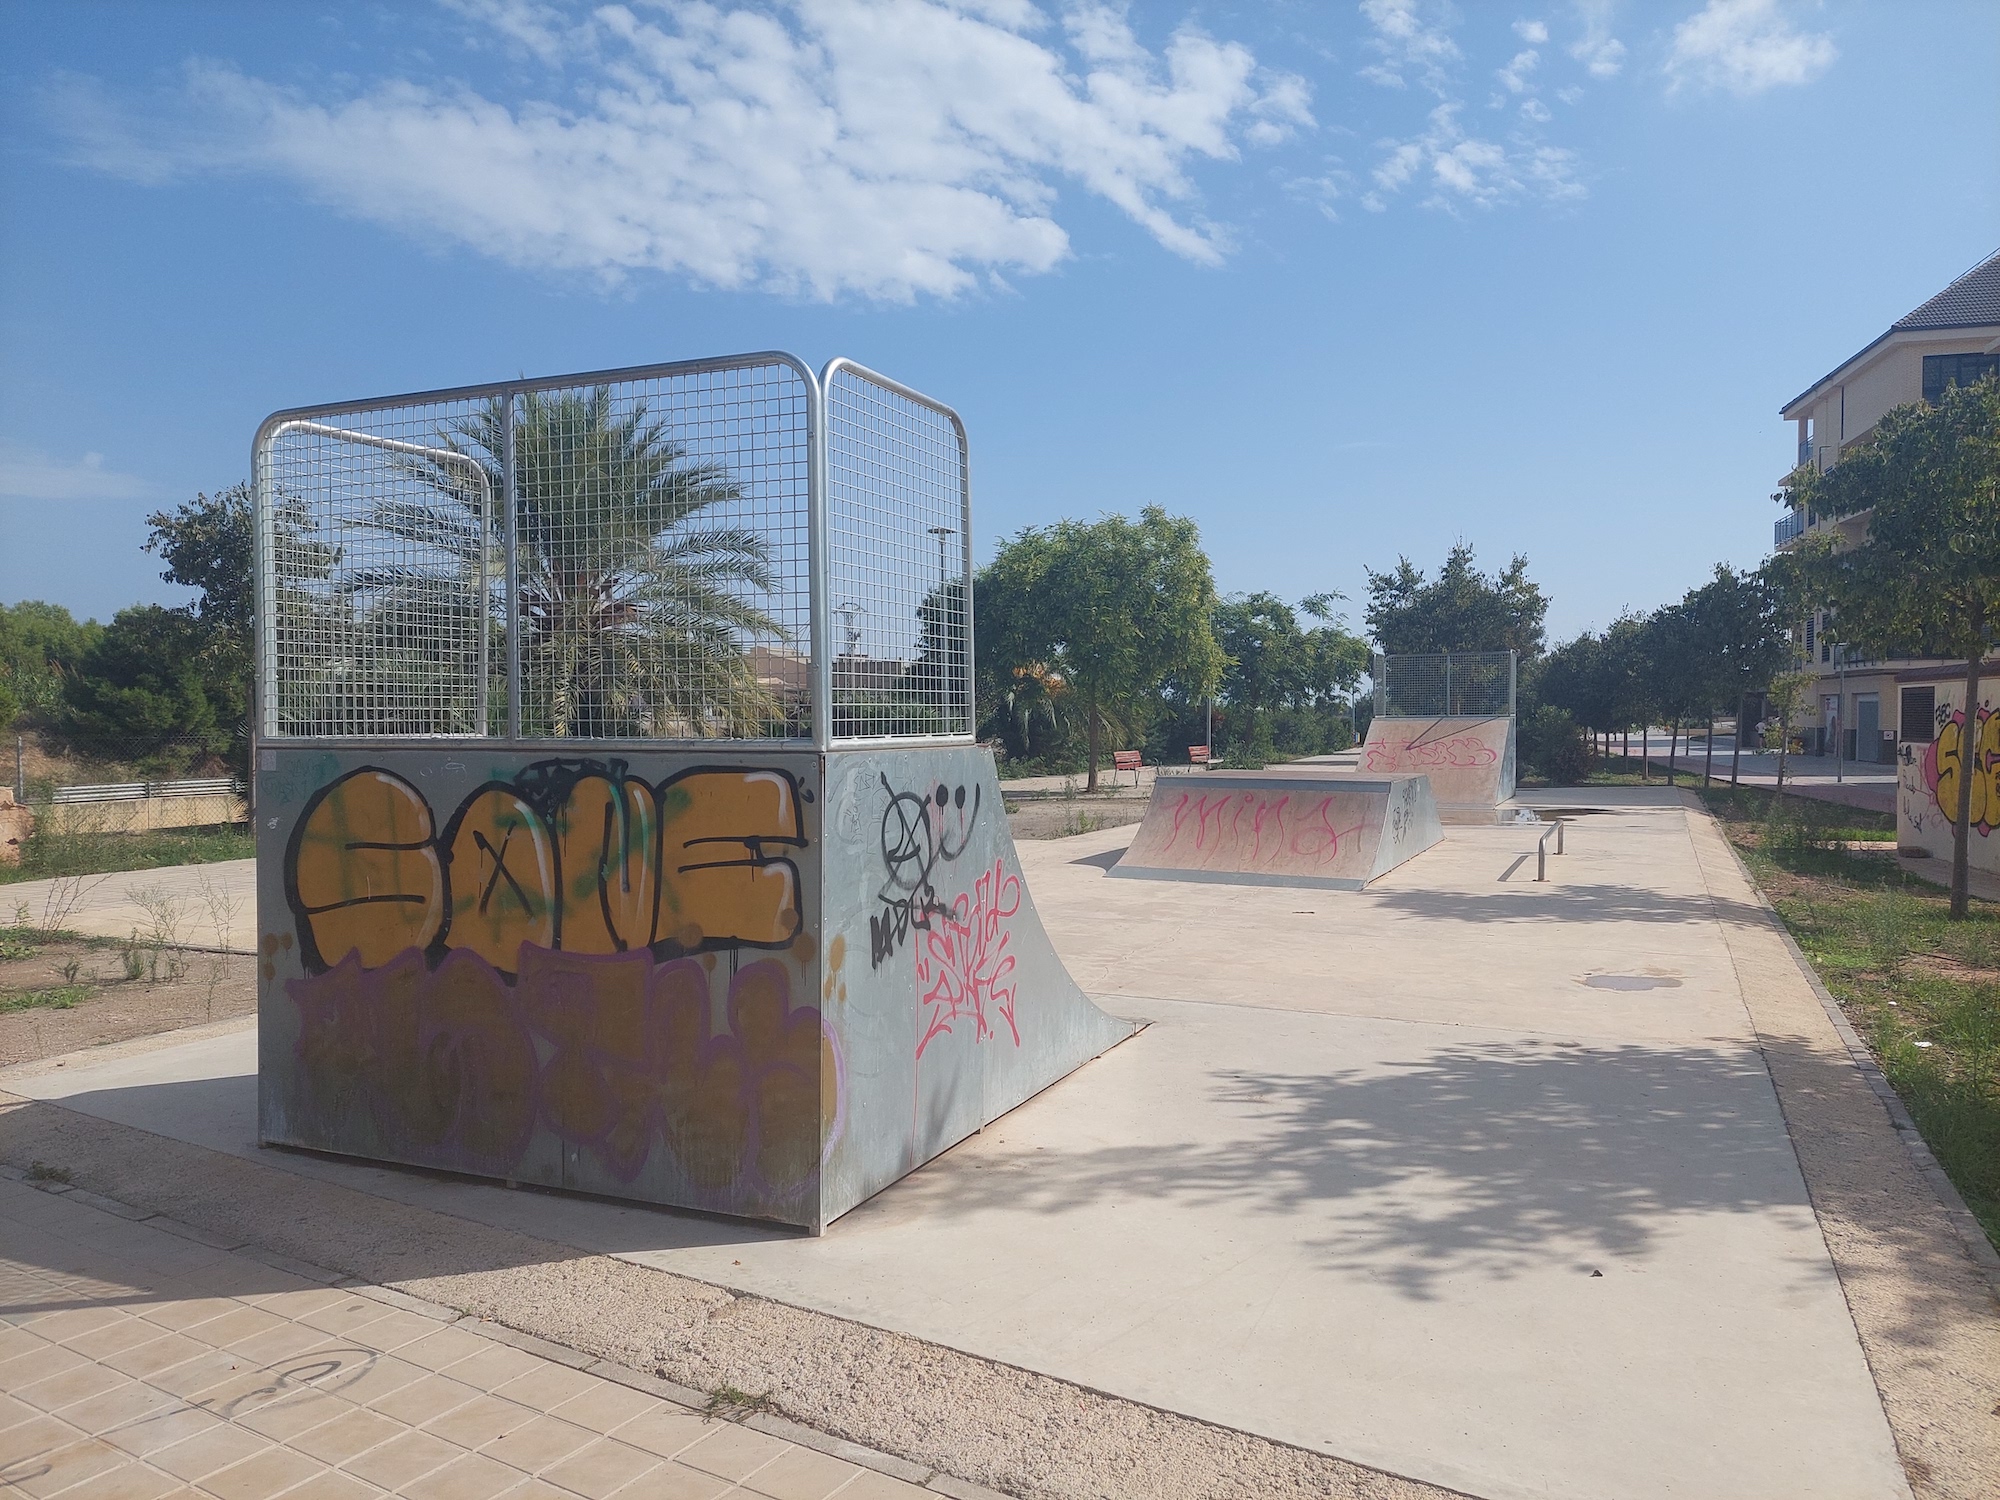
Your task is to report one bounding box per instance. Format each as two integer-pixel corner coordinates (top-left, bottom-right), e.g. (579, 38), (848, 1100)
(1689, 800), (2000, 1300)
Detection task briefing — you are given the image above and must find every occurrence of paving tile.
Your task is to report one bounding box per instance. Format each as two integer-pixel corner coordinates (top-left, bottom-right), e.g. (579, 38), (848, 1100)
(238, 1287), (352, 1321)
(827, 1470), (932, 1498)
(534, 1438), (660, 1499)
(344, 1309), (450, 1355)
(547, 1381), (658, 1436)
(144, 1346), (255, 1401)
(341, 1429), (465, 1490)
(188, 1306), (288, 1350)
(425, 1393), (539, 1450)
(438, 1342), (545, 1393)
(58, 1381), (180, 1437)
(0, 1323), (50, 1360)
(676, 1423), (792, 1482)
(396, 1326), (494, 1373)
(102, 1331), (211, 1381)
(741, 1444), (866, 1500)
(198, 1443), (324, 1500)
(492, 1480), (573, 1500)
(0, 1436), (128, 1499)
(0, 1390), (37, 1432)
(367, 1372), (481, 1427)
(100, 1403), (221, 1458)
(0, 1340), (87, 1385)
(222, 1319), (341, 1369)
(298, 1296), (403, 1339)
(492, 1364), (614, 1417)
(21, 1306), (127, 1344)
(234, 1387), (358, 1442)
(49, 1459), (182, 1500)
(605, 1459), (729, 1500)
(401, 1451), (527, 1500)
(13, 1358), (131, 1413)
(137, 1296), (241, 1334)
(284, 1471), (387, 1500)
(149, 1423), (273, 1482)
(477, 1413), (596, 1472)
(0, 1411), (88, 1466)
(289, 1405), (406, 1466)
(606, 1406), (711, 1461)
(61, 1316), (165, 1362)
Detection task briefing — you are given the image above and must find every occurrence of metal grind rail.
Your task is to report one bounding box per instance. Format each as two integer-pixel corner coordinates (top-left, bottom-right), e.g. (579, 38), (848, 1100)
(1537, 817), (1566, 881)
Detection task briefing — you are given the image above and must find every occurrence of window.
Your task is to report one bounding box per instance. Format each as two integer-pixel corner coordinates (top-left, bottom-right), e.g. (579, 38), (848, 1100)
(1923, 353), (2000, 404)
(1900, 686), (1936, 743)
(1804, 613), (1815, 655)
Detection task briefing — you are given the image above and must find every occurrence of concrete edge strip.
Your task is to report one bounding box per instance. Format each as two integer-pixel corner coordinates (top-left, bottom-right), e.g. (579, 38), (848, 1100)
(1680, 793), (2000, 1295)
(0, 1158), (997, 1500)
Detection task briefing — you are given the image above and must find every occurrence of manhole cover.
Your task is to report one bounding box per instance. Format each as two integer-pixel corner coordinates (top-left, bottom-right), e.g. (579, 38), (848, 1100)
(1583, 974), (1682, 991)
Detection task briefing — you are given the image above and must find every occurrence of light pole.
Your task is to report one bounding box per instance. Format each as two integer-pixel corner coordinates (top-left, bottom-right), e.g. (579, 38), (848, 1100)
(1834, 643), (1847, 783)
(927, 526), (955, 587)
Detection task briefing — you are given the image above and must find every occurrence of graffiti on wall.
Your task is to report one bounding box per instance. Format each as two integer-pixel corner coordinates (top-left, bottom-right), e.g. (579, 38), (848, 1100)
(278, 759), (827, 1197)
(869, 775), (980, 969)
(1158, 790), (1366, 870)
(1364, 731), (1499, 772)
(914, 858), (1022, 1059)
(1914, 704), (2000, 835)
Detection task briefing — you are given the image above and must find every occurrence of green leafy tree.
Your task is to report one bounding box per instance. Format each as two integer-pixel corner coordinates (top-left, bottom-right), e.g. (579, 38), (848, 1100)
(0, 601), (100, 723)
(144, 485), (254, 757)
(1683, 564), (1790, 785)
(1364, 543), (1549, 659)
(60, 606), (231, 768)
(978, 507), (1224, 789)
(1211, 592), (1368, 760)
(1787, 376), (2000, 916)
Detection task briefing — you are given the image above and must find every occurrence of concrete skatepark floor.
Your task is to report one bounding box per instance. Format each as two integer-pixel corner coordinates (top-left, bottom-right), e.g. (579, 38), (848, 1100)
(3, 789), (1997, 1500)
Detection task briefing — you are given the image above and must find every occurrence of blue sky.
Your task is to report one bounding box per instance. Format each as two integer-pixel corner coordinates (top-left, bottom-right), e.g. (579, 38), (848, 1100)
(2, 0), (1996, 643)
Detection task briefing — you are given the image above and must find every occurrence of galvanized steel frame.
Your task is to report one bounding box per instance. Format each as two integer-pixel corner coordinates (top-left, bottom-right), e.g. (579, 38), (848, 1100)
(252, 352), (974, 751)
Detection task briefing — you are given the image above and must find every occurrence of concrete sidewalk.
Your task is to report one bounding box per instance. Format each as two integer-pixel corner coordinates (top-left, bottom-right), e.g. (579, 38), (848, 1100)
(8, 791), (1997, 1499)
(0, 1172), (931, 1500)
(3, 861), (256, 953)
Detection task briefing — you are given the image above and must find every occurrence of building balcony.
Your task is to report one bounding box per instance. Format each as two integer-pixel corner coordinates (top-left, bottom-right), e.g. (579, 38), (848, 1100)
(1774, 509), (1810, 547)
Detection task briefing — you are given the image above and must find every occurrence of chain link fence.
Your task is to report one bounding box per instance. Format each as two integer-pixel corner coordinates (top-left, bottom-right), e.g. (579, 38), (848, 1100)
(254, 354), (972, 748)
(1372, 651), (1517, 718)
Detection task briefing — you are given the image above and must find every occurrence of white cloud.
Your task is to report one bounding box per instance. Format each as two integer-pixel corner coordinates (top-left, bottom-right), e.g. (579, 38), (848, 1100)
(1513, 19), (1549, 45)
(1496, 48), (1539, 94)
(47, 0), (1314, 302)
(1520, 98), (1551, 121)
(1358, 0), (1460, 92)
(1666, 0), (1834, 96)
(1568, 0), (1625, 79)
(0, 442), (158, 504)
(1369, 104), (1583, 211)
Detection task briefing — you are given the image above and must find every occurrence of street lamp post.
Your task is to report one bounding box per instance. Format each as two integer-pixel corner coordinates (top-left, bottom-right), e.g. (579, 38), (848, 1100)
(927, 526), (955, 586)
(1834, 644), (1847, 784)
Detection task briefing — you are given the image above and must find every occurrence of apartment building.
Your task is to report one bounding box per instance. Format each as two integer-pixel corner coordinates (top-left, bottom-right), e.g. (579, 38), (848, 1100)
(1773, 248), (2000, 772)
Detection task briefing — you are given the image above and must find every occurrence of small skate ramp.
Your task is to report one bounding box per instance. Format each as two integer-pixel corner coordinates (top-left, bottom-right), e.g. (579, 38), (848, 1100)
(1362, 716), (1516, 807)
(1109, 770), (1442, 890)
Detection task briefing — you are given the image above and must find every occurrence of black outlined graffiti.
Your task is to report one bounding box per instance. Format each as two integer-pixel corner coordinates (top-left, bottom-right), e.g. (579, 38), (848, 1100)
(870, 774), (981, 969)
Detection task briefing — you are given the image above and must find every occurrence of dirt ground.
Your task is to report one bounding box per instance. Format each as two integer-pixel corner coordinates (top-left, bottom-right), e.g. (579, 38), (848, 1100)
(0, 932), (256, 1066)
(1005, 794), (1150, 841)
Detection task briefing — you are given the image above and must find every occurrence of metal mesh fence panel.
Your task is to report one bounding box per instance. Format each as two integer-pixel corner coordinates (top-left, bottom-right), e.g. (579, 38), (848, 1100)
(824, 363), (972, 741)
(257, 357), (814, 741)
(1373, 652), (1517, 718)
(259, 399), (498, 737)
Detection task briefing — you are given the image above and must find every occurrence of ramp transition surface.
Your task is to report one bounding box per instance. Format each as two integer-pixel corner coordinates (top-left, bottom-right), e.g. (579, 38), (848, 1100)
(1109, 769), (1442, 889)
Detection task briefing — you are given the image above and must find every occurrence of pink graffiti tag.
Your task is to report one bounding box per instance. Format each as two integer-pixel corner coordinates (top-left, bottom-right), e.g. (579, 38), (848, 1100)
(914, 858), (1023, 1060)
(1158, 790), (1361, 869)
(1365, 734), (1497, 770)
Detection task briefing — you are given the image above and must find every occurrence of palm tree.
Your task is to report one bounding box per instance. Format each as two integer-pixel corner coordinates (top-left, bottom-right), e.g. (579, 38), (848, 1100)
(358, 386), (786, 738)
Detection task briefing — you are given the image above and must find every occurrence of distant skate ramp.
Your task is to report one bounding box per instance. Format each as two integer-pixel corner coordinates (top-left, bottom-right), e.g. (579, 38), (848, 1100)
(1110, 769), (1442, 890)
(1361, 716), (1516, 807)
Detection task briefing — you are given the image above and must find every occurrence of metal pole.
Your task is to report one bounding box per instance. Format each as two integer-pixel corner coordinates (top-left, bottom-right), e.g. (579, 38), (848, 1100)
(1444, 652), (1454, 716)
(1509, 649), (1518, 719)
(1835, 645), (1846, 783)
(14, 735), (23, 802)
(501, 396), (521, 739)
(1205, 697), (1212, 760)
(808, 373), (833, 751)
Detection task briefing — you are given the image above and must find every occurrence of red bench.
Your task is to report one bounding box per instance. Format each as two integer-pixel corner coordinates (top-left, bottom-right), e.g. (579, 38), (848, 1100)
(1187, 744), (1211, 767)
(1112, 749), (1143, 785)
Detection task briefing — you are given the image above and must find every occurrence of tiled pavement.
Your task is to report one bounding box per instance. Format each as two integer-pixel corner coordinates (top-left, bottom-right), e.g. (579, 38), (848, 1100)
(0, 1176), (932, 1500)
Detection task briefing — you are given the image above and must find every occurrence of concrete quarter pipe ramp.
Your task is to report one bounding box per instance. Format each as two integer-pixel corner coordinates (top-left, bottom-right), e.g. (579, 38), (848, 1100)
(1362, 716), (1517, 808)
(1110, 770), (1442, 890)
(250, 354), (1131, 1231)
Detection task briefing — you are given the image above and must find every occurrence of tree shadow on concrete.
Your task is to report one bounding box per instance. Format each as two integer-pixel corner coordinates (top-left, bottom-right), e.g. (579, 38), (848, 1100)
(1364, 883), (1774, 928)
(892, 1035), (1837, 1305)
